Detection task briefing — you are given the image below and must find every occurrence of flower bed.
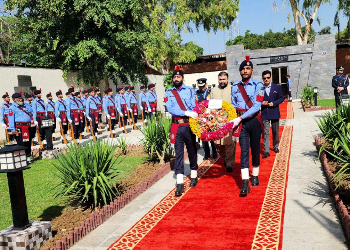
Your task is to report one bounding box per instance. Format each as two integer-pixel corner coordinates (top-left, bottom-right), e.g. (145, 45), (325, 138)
(301, 101), (335, 112)
(315, 137), (350, 241)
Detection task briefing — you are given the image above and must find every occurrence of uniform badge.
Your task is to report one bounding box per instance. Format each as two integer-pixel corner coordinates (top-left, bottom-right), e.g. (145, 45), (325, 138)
(247, 62), (250, 66)
(256, 87), (265, 102)
(171, 134), (174, 139)
(8, 109), (13, 116)
(24, 132), (28, 137)
(0, 105), (2, 109)
(164, 96), (168, 103)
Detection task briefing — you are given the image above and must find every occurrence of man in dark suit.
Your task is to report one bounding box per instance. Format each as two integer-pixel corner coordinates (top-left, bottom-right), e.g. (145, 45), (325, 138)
(261, 70), (284, 158)
(332, 66), (349, 107)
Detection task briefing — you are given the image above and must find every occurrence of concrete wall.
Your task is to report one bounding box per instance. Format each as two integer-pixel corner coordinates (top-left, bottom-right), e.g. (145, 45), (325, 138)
(226, 34), (336, 100)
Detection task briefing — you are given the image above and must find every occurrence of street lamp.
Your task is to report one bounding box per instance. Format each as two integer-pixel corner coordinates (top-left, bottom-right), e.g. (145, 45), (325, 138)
(0, 144), (30, 229)
(42, 116), (54, 150)
(313, 87), (318, 106)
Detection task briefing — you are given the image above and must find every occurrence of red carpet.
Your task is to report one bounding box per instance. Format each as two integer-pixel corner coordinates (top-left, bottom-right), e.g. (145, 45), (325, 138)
(108, 125), (293, 250)
(279, 101), (293, 120)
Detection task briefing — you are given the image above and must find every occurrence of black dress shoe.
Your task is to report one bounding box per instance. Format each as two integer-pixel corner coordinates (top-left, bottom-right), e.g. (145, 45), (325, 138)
(226, 166), (233, 172)
(274, 148), (279, 153)
(252, 176), (260, 186)
(262, 152), (270, 158)
(212, 153), (218, 159)
(189, 178), (198, 187)
(175, 184), (184, 196)
(204, 155), (210, 160)
(240, 180), (250, 196)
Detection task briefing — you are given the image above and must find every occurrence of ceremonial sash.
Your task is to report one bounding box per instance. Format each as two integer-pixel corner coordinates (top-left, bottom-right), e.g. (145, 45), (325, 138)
(48, 102), (55, 111)
(4, 103), (10, 108)
(58, 100), (67, 110)
(36, 99), (46, 110)
(107, 106), (116, 119)
(233, 83), (263, 137)
(169, 90), (188, 144)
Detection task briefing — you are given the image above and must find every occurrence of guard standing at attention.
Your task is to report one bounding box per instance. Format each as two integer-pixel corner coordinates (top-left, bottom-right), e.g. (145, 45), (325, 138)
(85, 88), (99, 136)
(45, 92), (56, 140)
(139, 85), (148, 122)
(75, 91), (85, 139)
(55, 90), (69, 137)
(147, 83), (157, 119)
(24, 93), (36, 141)
(332, 66), (349, 107)
(32, 89), (46, 145)
(103, 87), (117, 132)
(195, 78), (217, 159)
(0, 92), (14, 142)
(164, 66), (198, 196)
(94, 88), (103, 124)
(8, 92), (34, 163)
(128, 85), (138, 124)
(230, 56), (264, 196)
(117, 86), (129, 128)
(67, 87), (82, 140)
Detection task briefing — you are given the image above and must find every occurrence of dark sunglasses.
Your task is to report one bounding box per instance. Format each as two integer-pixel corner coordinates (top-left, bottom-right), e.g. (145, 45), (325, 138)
(262, 77), (271, 80)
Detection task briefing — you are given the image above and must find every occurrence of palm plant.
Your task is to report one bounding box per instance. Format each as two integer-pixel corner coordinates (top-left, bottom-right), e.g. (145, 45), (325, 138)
(53, 141), (122, 208)
(140, 115), (172, 165)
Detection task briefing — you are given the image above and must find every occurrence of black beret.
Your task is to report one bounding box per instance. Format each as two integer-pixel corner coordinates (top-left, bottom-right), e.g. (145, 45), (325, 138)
(46, 92), (52, 98)
(172, 65), (184, 77)
(65, 92), (70, 96)
(82, 90), (87, 94)
(140, 85), (145, 90)
(12, 93), (22, 98)
(68, 85), (74, 93)
(239, 55), (253, 71)
(34, 89), (41, 95)
(94, 88), (100, 93)
(56, 90), (62, 96)
(148, 83), (155, 89)
(130, 85), (135, 90)
(25, 93), (32, 98)
(105, 88), (112, 94)
(2, 92), (9, 98)
(116, 86), (123, 92)
(124, 86), (130, 90)
(74, 92), (81, 96)
(87, 88), (94, 93)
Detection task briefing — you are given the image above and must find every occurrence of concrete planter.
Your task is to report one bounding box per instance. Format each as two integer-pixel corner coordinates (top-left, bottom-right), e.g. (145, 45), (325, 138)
(315, 137), (350, 241)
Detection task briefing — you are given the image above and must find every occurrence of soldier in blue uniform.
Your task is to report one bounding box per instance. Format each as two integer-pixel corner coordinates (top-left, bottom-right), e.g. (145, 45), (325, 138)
(195, 78), (217, 159)
(94, 88), (103, 124)
(332, 66), (349, 107)
(8, 92), (34, 162)
(139, 85), (149, 122)
(164, 66), (198, 196)
(82, 89), (88, 107)
(0, 92), (16, 142)
(24, 92), (36, 141)
(85, 88), (99, 135)
(67, 87), (82, 140)
(117, 87), (129, 128)
(103, 87), (117, 132)
(230, 56), (264, 196)
(127, 85), (138, 124)
(146, 83), (157, 119)
(32, 89), (46, 145)
(45, 92), (56, 140)
(75, 91), (86, 138)
(55, 90), (69, 136)
(124, 86), (130, 101)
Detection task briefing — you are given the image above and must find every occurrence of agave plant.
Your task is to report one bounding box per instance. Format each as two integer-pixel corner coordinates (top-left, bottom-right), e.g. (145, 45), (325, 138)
(53, 141), (122, 208)
(140, 115), (172, 165)
(116, 137), (130, 155)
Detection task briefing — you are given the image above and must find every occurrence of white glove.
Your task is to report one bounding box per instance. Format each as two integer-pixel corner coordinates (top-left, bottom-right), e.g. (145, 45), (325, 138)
(184, 111), (198, 119)
(56, 117), (61, 123)
(119, 112), (123, 116)
(68, 119), (72, 124)
(34, 121), (39, 126)
(106, 114), (111, 119)
(1, 123), (7, 129)
(230, 117), (242, 127)
(148, 108), (151, 112)
(128, 108), (132, 112)
(87, 117), (91, 121)
(140, 106), (143, 111)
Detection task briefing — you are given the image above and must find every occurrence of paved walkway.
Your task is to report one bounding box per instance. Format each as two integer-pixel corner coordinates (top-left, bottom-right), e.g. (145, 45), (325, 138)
(282, 102), (347, 249)
(69, 102), (347, 250)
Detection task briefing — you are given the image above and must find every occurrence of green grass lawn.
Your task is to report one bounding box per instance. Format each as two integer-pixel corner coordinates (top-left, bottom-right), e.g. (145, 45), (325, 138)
(0, 155), (147, 230)
(317, 99), (336, 107)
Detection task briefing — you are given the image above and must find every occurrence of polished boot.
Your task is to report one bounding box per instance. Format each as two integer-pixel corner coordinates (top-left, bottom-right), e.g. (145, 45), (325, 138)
(252, 176), (260, 186)
(262, 152), (270, 158)
(189, 177), (198, 187)
(274, 147), (279, 153)
(240, 179), (250, 196)
(175, 183), (184, 196)
(226, 166), (233, 172)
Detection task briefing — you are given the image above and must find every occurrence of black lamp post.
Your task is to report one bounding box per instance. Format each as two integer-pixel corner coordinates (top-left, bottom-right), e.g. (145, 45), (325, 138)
(313, 87), (318, 106)
(0, 144), (30, 230)
(42, 116), (54, 150)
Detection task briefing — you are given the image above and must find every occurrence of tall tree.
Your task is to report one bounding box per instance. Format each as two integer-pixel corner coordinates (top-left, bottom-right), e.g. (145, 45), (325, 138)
(337, 0), (350, 39)
(143, 0), (239, 74)
(5, 0), (150, 86)
(286, 0), (330, 45)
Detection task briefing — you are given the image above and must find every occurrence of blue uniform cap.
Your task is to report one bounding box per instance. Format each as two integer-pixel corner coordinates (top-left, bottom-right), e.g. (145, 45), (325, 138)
(68, 85), (74, 93)
(196, 78), (207, 87)
(239, 55), (253, 71)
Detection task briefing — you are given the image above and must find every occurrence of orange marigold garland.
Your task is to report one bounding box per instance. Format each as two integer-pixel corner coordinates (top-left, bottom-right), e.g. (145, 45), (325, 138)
(189, 100), (237, 141)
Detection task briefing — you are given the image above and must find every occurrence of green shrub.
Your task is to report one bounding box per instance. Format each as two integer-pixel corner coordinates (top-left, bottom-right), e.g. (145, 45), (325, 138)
(140, 115), (172, 165)
(116, 137), (130, 155)
(53, 141), (122, 208)
(301, 86), (315, 106)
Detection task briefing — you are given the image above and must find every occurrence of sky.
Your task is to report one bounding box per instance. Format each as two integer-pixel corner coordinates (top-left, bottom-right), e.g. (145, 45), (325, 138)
(181, 0), (348, 55)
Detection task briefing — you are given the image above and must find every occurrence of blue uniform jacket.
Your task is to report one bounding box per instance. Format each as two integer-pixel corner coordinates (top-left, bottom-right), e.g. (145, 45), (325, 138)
(231, 79), (264, 119)
(8, 103), (32, 132)
(147, 90), (157, 105)
(117, 94), (128, 113)
(164, 85), (196, 117)
(32, 98), (46, 120)
(85, 96), (99, 117)
(55, 99), (68, 118)
(67, 96), (80, 119)
(45, 100), (55, 112)
(261, 83), (284, 121)
(103, 95), (116, 114)
(332, 74), (349, 95)
(139, 91), (147, 107)
(127, 92), (138, 107)
(0, 102), (12, 124)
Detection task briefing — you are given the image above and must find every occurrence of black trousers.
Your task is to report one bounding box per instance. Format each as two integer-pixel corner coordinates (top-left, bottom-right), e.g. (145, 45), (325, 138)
(203, 141), (217, 158)
(120, 115), (128, 127)
(89, 113), (98, 134)
(239, 117), (262, 169)
(335, 94), (341, 107)
(141, 103), (149, 120)
(36, 116), (46, 141)
(59, 114), (68, 135)
(130, 106), (138, 124)
(70, 115), (80, 139)
(107, 110), (116, 130)
(16, 127), (34, 157)
(174, 125), (198, 175)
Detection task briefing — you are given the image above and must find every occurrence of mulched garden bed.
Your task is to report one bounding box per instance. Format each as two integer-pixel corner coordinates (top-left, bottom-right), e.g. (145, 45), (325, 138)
(315, 137), (350, 245)
(40, 148), (171, 250)
(301, 101), (335, 112)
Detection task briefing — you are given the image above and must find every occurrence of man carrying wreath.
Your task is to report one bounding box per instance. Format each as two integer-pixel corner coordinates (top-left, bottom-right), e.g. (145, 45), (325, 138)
(164, 66), (199, 196)
(230, 56), (264, 196)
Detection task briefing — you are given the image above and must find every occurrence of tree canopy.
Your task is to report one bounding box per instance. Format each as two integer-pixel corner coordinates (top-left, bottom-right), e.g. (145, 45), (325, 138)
(336, 0), (350, 39)
(226, 27), (317, 50)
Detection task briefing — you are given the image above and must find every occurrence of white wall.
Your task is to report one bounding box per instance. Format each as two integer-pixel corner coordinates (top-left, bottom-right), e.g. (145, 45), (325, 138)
(0, 66), (226, 140)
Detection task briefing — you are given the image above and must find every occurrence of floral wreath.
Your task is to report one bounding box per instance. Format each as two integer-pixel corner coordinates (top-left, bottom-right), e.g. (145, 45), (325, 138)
(189, 100), (237, 141)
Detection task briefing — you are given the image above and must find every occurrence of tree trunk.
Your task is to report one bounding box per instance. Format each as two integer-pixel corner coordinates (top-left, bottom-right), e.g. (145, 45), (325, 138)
(101, 76), (109, 92)
(290, 1), (303, 45)
(338, 24), (340, 41)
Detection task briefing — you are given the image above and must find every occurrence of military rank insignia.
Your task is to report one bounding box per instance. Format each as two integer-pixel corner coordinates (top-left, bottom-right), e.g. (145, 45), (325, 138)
(256, 87), (265, 102)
